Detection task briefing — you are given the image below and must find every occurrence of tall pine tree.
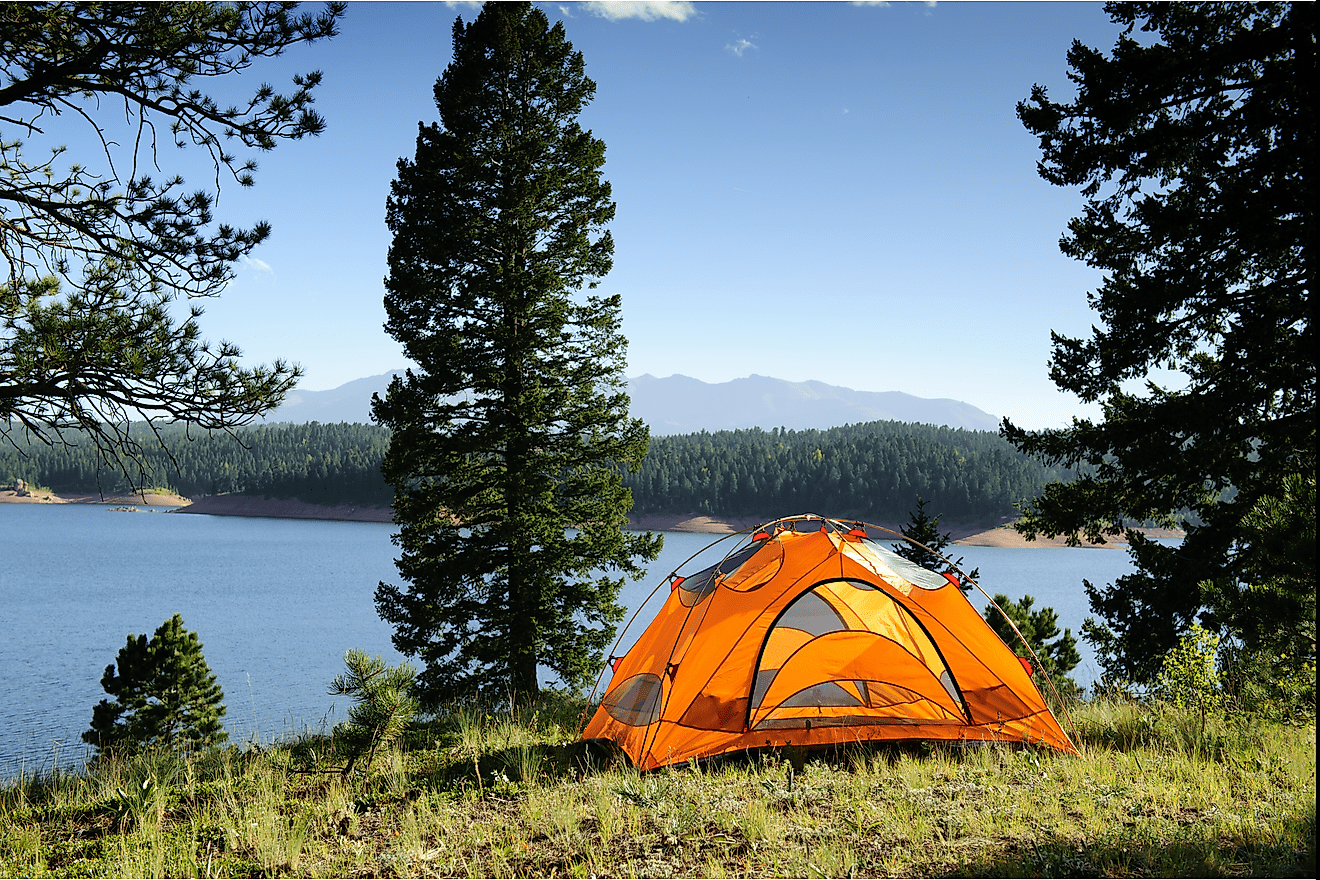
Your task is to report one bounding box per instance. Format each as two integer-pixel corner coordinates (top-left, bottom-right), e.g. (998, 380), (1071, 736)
(373, 2), (661, 706)
(1006, 3), (1315, 680)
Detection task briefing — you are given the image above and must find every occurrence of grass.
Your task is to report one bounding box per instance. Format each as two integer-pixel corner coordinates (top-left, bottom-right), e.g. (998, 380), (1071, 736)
(1, 698), (1313, 878)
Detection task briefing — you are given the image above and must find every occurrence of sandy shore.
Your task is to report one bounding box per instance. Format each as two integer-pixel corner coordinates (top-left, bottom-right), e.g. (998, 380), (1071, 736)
(176, 494), (393, 523)
(623, 513), (1183, 546)
(2, 489), (1181, 545)
(618, 515), (1180, 546)
(0, 488), (191, 507)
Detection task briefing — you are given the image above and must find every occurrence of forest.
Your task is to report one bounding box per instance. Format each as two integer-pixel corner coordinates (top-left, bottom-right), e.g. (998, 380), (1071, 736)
(630, 422), (1071, 523)
(1, 419), (1069, 523)
(0, 422), (395, 507)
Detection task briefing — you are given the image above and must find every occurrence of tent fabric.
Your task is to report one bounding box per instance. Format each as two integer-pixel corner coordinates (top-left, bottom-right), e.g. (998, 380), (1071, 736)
(582, 515), (1078, 770)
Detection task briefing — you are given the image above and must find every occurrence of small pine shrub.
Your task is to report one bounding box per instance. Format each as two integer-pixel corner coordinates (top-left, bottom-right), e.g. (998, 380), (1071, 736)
(984, 593), (1082, 700)
(83, 614), (227, 755)
(328, 649), (417, 775)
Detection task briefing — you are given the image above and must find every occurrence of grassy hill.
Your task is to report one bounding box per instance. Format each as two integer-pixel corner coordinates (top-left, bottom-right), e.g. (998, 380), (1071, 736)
(2, 697), (1312, 877)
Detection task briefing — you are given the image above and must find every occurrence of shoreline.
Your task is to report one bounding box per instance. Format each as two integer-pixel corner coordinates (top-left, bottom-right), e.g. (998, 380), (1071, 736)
(2, 490), (1182, 545)
(0, 488), (192, 507)
(177, 493), (394, 523)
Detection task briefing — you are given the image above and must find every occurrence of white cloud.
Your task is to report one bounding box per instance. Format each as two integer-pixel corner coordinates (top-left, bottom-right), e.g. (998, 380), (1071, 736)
(579, 1), (696, 22)
(243, 256), (273, 274)
(725, 37), (757, 57)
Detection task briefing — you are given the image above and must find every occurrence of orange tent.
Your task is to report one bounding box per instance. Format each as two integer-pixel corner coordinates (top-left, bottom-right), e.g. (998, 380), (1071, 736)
(582, 515), (1078, 770)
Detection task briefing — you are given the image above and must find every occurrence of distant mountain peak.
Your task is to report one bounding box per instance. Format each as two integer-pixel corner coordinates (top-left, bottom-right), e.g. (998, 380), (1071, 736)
(626, 374), (999, 435)
(266, 370), (999, 434)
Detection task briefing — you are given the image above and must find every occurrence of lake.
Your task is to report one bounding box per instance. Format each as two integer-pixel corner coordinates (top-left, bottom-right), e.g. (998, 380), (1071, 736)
(1, 504), (1143, 777)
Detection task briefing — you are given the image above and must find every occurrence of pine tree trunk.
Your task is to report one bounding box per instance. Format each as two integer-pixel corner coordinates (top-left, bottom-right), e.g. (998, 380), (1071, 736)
(374, 2), (662, 705)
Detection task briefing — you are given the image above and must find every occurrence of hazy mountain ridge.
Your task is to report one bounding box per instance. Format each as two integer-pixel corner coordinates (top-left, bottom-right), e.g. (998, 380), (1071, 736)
(629, 373), (1000, 434)
(265, 370), (1001, 433)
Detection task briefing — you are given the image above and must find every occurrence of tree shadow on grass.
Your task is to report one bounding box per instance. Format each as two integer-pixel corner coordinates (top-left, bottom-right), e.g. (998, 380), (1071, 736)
(954, 801), (1315, 878)
(413, 737), (618, 792)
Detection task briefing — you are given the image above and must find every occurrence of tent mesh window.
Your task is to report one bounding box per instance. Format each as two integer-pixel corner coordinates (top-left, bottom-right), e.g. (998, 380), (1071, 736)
(750, 579), (967, 729)
(677, 539), (767, 606)
(602, 673), (664, 726)
(855, 538), (952, 591)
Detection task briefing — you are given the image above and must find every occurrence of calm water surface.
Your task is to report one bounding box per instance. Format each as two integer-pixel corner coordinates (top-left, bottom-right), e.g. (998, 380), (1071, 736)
(2, 504), (403, 776)
(1, 505), (1142, 776)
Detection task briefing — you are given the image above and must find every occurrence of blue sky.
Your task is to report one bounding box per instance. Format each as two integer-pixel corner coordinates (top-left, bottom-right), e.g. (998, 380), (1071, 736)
(190, 1), (1126, 430)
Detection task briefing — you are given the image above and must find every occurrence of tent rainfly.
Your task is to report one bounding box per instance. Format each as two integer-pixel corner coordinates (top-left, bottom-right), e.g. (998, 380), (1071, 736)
(582, 515), (1079, 770)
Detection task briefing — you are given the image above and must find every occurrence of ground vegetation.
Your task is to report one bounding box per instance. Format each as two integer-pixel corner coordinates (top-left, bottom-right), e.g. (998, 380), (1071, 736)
(4, 694), (1313, 877)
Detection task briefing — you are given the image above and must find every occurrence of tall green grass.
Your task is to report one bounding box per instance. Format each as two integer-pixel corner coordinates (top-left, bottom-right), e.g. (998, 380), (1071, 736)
(2, 696), (1313, 877)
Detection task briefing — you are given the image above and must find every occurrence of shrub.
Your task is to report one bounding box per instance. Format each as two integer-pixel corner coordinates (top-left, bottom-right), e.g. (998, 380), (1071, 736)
(1152, 623), (1224, 714)
(1219, 641), (1317, 723)
(328, 649), (417, 775)
(83, 614), (227, 755)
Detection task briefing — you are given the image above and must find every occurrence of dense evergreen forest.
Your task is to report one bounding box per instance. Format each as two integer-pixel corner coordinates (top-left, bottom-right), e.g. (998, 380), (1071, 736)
(0, 422), (394, 507)
(1, 420), (1070, 522)
(630, 424), (1071, 523)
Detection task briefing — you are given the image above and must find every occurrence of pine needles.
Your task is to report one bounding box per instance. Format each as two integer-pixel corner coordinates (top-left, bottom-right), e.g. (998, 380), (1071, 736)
(328, 650), (417, 776)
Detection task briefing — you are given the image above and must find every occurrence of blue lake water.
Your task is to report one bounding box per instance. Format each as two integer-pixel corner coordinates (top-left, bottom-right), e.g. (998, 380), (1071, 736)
(1, 504), (1144, 777)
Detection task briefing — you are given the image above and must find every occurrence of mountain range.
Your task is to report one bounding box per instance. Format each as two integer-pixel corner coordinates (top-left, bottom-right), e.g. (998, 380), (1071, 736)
(264, 370), (1001, 434)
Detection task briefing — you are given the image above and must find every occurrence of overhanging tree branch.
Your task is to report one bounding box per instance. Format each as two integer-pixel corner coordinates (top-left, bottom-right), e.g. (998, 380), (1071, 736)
(1, 1), (344, 480)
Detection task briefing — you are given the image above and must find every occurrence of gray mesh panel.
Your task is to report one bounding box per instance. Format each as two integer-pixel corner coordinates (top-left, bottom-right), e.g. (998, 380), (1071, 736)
(679, 542), (764, 607)
(939, 669), (963, 708)
(752, 668), (778, 708)
(860, 539), (954, 590)
(778, 681), (865, 709)
(777, 589), (847, 637)
(602, 673), (663, 726)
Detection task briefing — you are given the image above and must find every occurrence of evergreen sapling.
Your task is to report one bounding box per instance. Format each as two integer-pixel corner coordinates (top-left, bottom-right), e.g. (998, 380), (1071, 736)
(328, 649), (417, 776)
(83, 614), (227, 755)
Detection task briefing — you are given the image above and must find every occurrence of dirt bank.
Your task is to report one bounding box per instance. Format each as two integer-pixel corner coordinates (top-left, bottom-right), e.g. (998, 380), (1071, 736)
(625, 513), (1012, 543)
(5, 488), (1181, 545)
(176, 494), (393, 523)
(0, 488), (65, 504)
(958, 525), (1184, 548)
(625, 513), (1182, 546)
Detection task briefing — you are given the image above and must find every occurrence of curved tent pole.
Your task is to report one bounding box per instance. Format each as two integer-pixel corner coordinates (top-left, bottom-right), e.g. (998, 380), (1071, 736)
(857, 520), (1083, 755)
(636, 519), (808, 768)
(577, 514), (837, 740)
(632, 514), (856, 767)
(576, 526), (758, 736)
(581, 513), (1082, 757)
